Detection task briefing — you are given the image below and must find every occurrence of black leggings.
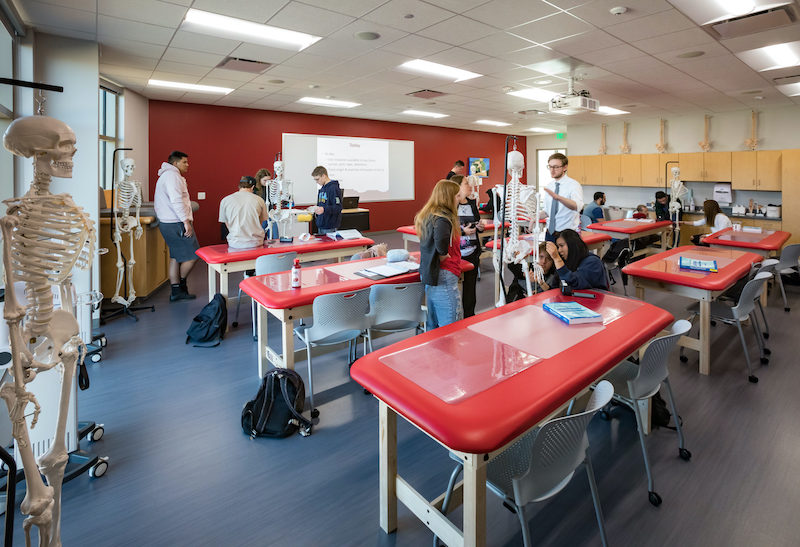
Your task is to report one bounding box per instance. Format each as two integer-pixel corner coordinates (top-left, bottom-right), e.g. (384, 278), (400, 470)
(461, 251), (481, 318)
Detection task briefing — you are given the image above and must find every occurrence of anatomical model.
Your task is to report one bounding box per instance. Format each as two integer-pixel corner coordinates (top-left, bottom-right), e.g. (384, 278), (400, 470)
(111, 157), (142, 306)
(0, 115), (94, 547)
(492, 150), (542, 306)
(265, 158), (294, 240)
(465, 173), (481, 201)
(669, 166), (689, 246)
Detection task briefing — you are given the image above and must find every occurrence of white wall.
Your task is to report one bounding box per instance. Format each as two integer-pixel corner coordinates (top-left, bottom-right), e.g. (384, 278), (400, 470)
(33, 32), (99, 302)
(120, 89), (149, 199)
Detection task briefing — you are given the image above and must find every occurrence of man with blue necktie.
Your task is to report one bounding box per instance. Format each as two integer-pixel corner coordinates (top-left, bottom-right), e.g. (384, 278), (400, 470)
(541, 153), (583, 242)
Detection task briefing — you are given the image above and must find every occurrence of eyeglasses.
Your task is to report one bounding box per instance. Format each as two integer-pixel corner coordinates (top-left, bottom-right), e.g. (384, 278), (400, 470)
(547, 164), (564, 170)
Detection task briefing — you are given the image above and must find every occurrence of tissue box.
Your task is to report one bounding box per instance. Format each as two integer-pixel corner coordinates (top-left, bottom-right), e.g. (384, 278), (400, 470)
(742, 226), (763, 233)
(732, 205), (746, 215)
(766, 205), (781, 218)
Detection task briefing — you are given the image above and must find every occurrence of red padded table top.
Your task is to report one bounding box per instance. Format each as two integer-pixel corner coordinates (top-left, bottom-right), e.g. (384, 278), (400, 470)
(241, 254), (474, 309)
(351, 290), (673, 454)
(702, 227), (790, 251)
(622, 245), (762, 291)
(195, 236), (375, 264)
(588, 219), (672, 234)
(396, 222), (508, 236)
(484, 231), (611, 251)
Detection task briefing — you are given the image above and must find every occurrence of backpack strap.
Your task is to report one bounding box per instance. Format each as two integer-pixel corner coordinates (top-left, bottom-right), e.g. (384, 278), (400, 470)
(255, 376), (277, 434)
(279, 375), (313, 436)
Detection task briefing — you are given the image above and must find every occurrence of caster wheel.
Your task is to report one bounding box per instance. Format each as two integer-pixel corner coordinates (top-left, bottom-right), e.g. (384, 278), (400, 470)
(785, 307), (790, 312)
(760, 357), (769, 364)
(89, 459), (108, 478)
(648, 491), (662, 506)
(763, 348), (771, 355)
(763, 333), (769, 340)
(90, 353), (102, 363)
(97, 336), (107, 347)
(710, 320), (716, 327)
(748, 375), (759, 383)
(311, 409), (320, 419)
(679, 355), (688, 363)
(600, 410), (610, 421)
(232, 321), (239, 328)
(87, 426), (104, 442)
(679, 448), (692, 461)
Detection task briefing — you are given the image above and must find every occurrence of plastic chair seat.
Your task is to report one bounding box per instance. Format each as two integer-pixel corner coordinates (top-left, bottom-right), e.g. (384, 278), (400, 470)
(686, 300), (740, 322)
(294, 325), (363, 346)
(370, 319), (422, 333)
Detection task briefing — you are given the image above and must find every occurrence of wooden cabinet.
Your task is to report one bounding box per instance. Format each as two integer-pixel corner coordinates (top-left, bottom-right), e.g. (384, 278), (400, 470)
(678, 152), (731, 181)
(567, 155), (586, 184)
(601, 155), (619, 186)
(782, 149), (800, 245)
(732, 150), (781, 191)
(568, 155), (601, 186)
(641, 153), (680, 187)
(620, 155), (641, 186)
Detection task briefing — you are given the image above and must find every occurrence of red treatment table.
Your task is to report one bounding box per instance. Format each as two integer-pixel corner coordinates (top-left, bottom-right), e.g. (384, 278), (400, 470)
(195, 236), (373, 301)
(240, 254), (474, 379)
(623, 246), (762, 375)
(351, 290), (673, 547)
(702, 227), (790, 258)
(587, 219), (673, 258)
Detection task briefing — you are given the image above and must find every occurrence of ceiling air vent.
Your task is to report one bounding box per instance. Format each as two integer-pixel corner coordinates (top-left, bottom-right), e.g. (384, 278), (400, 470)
(709, 6), (796, 39)
(406, 89), (447, 99)
(216, 57), (272, 74)
(773, 74), (800, 85)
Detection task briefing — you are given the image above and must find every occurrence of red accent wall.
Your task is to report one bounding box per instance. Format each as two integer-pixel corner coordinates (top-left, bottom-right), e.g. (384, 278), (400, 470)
(148, 101), (526, 246)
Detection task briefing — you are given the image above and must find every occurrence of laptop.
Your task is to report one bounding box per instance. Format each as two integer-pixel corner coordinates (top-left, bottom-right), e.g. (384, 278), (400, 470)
(342, 196), (359, 209)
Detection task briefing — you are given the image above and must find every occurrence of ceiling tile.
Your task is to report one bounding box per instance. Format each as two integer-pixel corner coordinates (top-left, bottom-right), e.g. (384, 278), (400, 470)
(204, 67), (260, 82)
(197, 75), (252, 87)
(380, 35), (451, 58)
(230, 43), (297, 64)
(169, 30), (241, 55)
(463, 0), (558, 30)
(149, 70), (201, 83)
(98, 0), (187, 28)
(280, 52), (343, 71)
(154, 60), (210, 76)
(98, 15), (175, 45)
(630, 27), (714, 55)
(100, 63), (154, 81)
(503, 45), (567, 66)
(425, 47), (489, 67)
(189, 0), (287, 23)
(22, 0), (97, 10)
(654, 41), (730, 67)
(363, 0), (453, 33)
(100, 50), (159, 69)
(577, 43), (647, 66)
(568, 0), (673, 27)
(268, 2), (355, 37)
(417, 15), (493, 46)
(295, 0), (388, 18)
(511, 12), (594, 44)
(101, 37), (166, 59)
(547, 29), (622, 56)
(161, 47), (225, 66)
(20, 1), (97, 35)
(461, 32), (535, 57)
(603, 9), (695, 42)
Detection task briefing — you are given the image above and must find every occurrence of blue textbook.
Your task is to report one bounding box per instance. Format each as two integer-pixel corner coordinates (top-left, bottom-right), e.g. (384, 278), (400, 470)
(678, 256), (718, 272)
(543, 301), (603, 325)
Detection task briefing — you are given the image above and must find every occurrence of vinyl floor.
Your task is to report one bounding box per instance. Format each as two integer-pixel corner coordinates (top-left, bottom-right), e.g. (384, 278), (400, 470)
(10, 231), (800, 546)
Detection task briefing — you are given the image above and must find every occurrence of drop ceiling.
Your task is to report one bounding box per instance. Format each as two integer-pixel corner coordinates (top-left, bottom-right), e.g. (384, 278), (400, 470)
(13, 0), (800, 134)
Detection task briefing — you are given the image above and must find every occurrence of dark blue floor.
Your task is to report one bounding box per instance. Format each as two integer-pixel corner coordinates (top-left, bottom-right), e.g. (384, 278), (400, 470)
(10, 231), (800, 546)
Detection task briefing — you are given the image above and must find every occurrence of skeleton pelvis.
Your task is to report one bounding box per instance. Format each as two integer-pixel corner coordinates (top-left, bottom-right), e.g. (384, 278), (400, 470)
(31, 310), (79, 365)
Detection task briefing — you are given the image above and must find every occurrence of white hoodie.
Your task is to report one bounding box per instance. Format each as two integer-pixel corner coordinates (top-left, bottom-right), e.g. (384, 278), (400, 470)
(154, 162), (192, 223)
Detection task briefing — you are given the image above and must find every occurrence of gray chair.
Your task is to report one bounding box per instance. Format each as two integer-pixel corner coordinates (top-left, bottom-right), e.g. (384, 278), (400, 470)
(683, 271), (772, 383)
(604, 247), (631, 296)
(601, 320), (692, 506)
(436, 381), (614, 547)
(232, 252), (297, 339)
(580, 213), (593, 230)
(720, 259), (777, 340)
(773, 243), (800, 312)
(293, 287), (371, 419)
(366, 283), (426, 351)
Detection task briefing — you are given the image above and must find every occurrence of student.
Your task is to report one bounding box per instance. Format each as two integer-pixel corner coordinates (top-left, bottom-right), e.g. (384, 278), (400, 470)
(452, 175), (486, 318)
(254, 167), (271, 202)
(415, 179), (463, 329)
(547, 229), (608, 291)
(529, 242), (559, 293)
(654, 191), (680, 221)
(633, 204), (649, 219)
(583, 192), (606, 223)
(446, 160), (465, 180)
(218, 176), (268, 249)
(311, 166), (342, 234)
(685, 199), (732, 245)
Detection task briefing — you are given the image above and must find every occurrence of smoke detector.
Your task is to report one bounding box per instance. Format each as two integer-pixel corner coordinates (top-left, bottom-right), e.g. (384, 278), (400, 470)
(609, 6), (628, 15)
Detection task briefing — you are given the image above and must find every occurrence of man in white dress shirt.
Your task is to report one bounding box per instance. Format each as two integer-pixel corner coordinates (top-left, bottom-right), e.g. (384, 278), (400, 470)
(154, 150), (199, 301)
(541, 152), (584, 242)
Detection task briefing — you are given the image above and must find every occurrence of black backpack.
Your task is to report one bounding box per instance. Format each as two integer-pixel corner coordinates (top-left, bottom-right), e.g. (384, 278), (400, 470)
(242, 369), (312, 438)
(651, 391), (681, 430)
(186, 293), (228, 347)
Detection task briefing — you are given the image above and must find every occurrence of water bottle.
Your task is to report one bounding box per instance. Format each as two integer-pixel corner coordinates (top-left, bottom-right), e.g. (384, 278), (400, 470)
(291, 259), (301, 288)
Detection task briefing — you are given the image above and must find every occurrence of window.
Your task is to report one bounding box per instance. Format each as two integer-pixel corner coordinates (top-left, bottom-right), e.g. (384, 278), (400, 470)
(98, 86), (119, 190)
(536, 148), (566, 191)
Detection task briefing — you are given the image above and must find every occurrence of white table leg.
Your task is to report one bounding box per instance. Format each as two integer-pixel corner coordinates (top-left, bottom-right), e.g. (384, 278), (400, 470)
(208, 265), (217, 302)
(699, 299), (711, 375)
(281, 315), (295, 370)
(257, 305), (268, 379)
(379, 402), (398, 534)
(462, 455), (487, 547)
(220, 271), (229, 299)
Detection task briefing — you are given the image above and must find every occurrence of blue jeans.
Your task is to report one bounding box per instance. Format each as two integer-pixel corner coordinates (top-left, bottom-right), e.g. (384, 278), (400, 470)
(425, 270), (462, 329)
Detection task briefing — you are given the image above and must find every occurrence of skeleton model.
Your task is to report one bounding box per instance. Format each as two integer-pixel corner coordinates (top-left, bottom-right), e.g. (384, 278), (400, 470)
(669, 166), (689, 246)
(0, 115), (94, 547)
(492, 150), (542, 306)
(111, 157), (142, 306)
(465, 174), (481, 201)
(265, 159), (294, 240)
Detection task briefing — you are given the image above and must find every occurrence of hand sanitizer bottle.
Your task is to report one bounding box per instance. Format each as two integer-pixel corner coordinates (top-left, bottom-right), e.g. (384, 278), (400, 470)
(291, 259), (301, 288)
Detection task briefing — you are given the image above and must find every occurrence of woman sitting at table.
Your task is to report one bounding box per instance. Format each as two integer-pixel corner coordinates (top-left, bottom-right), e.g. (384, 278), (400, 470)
(415, 179), (463, 329)
(547, 229), (608, 290)
(685, 199), (732, 245)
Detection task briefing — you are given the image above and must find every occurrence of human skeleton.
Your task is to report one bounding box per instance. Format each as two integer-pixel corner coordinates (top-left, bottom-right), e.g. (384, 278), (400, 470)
(492, 150), (543, 306)
(110, 157), (142, 306)
(265, 159), (293, 240)
(465, 174), (481, 201)
(0, 115), (94, 547)
(669, 166), (689, 246)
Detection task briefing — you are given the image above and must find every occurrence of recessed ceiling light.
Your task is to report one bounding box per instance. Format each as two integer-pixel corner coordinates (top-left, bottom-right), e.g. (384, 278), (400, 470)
(528, 127), (557, 133)
(402, 109), (448, 118)
(397, 59), (482, 82)
(297, 97), (360, 108)
(776, 82), (800, 96)
(754, 95), (764, 100)
(533, 79), (552, 85)
(597, 106), (630, 115)
(677, 51), (705, 59)
(508, 88), (559, 102)
(737, 41), (800, 72)
(182, 9), (321, 51)
(475, 120), (511, 127)
(355, 31), (380, 41)
(724, 0), (756, 17)
(148, 79), (233, 94)
(268, 79), (285, 84)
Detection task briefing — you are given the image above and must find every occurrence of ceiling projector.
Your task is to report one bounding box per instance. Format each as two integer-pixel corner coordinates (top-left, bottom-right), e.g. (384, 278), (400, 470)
(549, 94), (599, 114)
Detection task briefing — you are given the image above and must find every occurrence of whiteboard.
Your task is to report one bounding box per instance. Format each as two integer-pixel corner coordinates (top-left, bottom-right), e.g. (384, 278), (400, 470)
(282, 133), (415, 205)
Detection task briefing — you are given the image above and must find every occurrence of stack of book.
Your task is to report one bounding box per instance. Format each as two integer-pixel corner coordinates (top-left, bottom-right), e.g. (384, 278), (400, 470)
(678, 257), (718, 272)
(543, 301), (603, 325)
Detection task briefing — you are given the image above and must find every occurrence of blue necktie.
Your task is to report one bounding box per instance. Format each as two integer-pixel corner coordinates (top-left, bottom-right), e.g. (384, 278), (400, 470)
(548, 181), (560, 234)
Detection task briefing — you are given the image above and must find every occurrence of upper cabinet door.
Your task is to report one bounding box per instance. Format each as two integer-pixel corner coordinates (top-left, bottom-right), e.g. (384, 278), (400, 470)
(601, 155), (620, 186)
(732, 151), (757, 190)
(640, 154), (660, 187)
(620, 155), (641, 186)
(756, 150), (781, 191)
(703, 152), (731, 182)
(568, 155), (586, 185)
(678, 153), (704, 181)
(584, 155), (602, 186)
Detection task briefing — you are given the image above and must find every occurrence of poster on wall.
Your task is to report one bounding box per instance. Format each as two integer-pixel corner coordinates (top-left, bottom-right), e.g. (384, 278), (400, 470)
(469, 157), (489, 178)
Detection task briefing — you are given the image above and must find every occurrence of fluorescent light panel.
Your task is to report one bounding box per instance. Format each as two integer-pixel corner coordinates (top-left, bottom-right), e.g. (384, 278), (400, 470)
(148, 79), (233, 94)
(528, 127), (557, 133)
(668, 0), (789, 26)
(182, 9), (321, 51)
(402, 109), (448, 118)
(776, 82), (800, 96)
(508, 88), (559, 102)
(475, 119), (511, 127)
(597, 106), (629, 115)
(297, 97), (360, 108)
(398, 59), (482, 82)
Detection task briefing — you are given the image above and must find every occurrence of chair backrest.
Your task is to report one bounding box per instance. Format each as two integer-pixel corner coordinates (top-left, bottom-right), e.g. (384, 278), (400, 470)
(580, 214), (593, 229)
(511, 381), (614, 505)
(368, 283), (425, 330)
(731, 271), (772, 319)
(256, 252), (297, 275)
(752, 258), (778, 276)
(776, 243), (800, 271)
(627, 320), (691, 399)
(306, 287), (371, 342)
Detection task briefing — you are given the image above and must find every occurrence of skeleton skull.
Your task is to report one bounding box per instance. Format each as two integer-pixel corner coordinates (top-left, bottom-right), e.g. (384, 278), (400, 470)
(466, 174), (482, 201)
(121, 157), (136, 178)
(4, 116), (77, 178)
(273, 160), (284, 179)
(507, 150), (524, 174)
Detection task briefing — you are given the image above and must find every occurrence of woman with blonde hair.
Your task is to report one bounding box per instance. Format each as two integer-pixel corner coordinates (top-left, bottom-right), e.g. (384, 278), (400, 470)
(415, 179), (463, 329)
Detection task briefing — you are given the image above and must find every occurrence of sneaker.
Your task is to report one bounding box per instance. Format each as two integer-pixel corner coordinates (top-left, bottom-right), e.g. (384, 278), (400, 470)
(170, 290), (196, 302)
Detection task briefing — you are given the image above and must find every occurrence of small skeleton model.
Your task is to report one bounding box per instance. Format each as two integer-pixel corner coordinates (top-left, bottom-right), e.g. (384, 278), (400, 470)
(0, 115), (94, 547)
(492, 150), (542, 306)
(111, 157), (142, 306)
(266, 158), (294, 240)
(669, 166), (689, 245)
(465, 174), (481, 201)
